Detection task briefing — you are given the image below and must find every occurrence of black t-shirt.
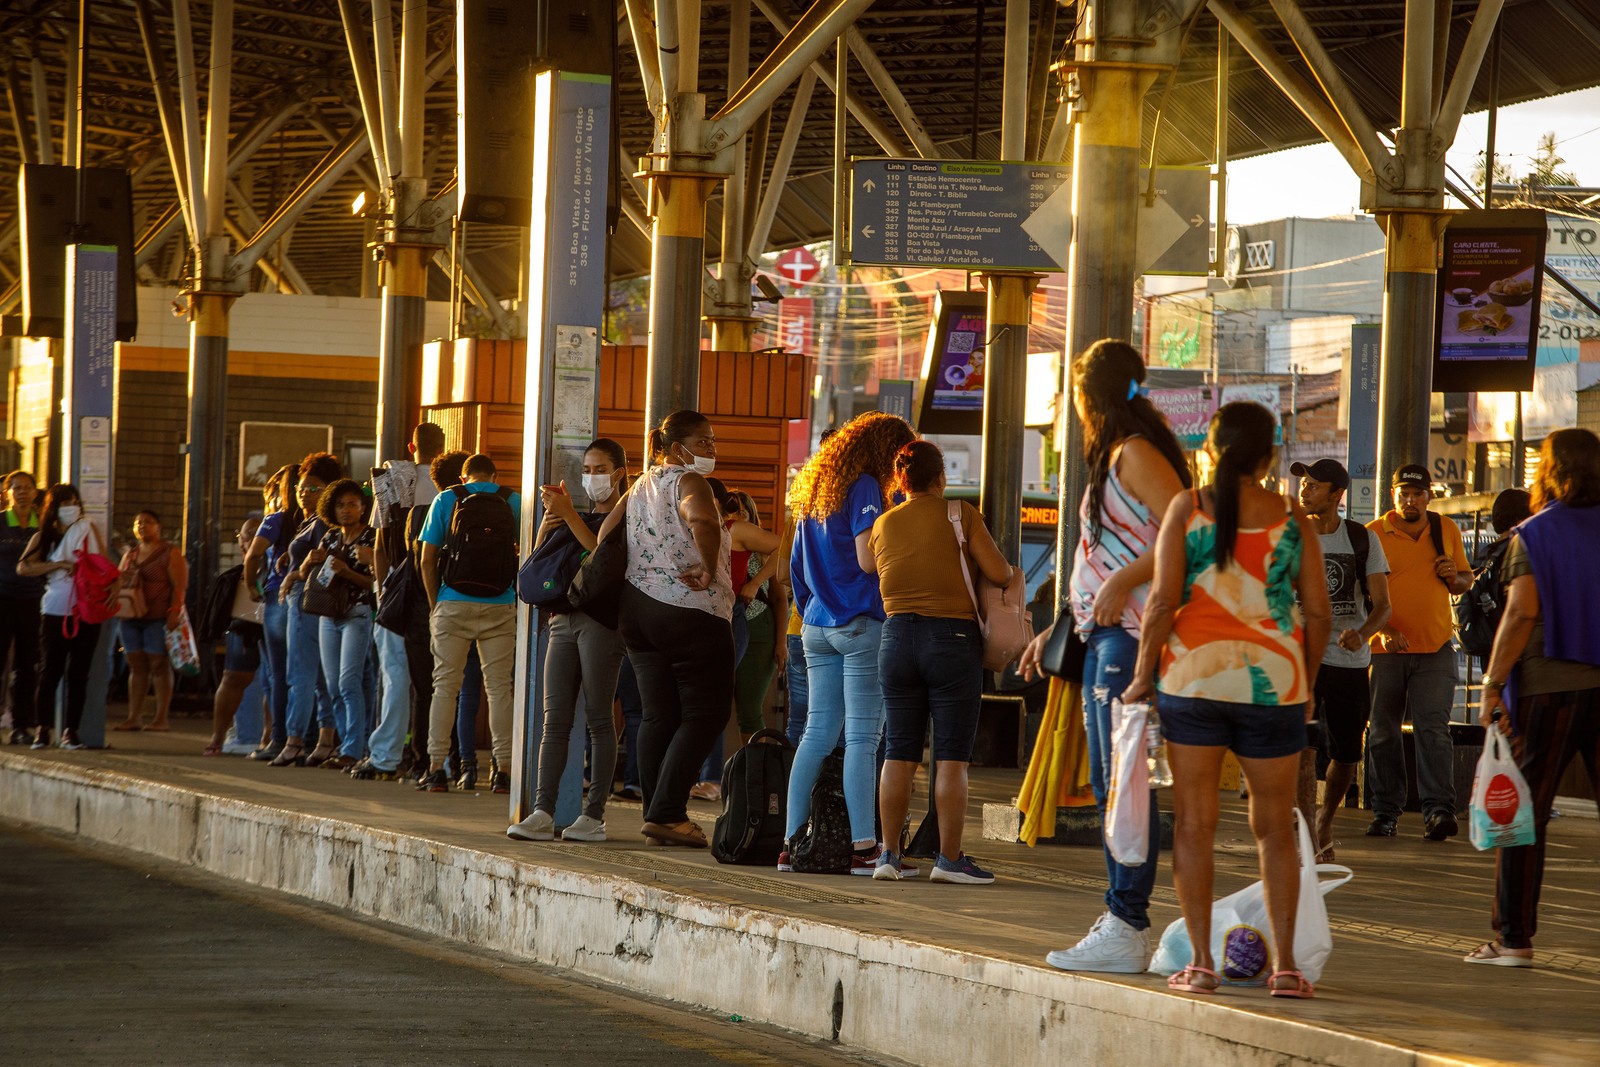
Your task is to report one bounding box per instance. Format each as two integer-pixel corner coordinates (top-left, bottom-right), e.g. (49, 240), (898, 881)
(0, 509), (43, 600)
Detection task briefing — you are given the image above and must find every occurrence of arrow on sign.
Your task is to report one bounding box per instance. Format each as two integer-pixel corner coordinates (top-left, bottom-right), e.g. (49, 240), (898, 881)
(1190, 215), (1205, 227)
(862, 178), (877, 192)
(860, 225), (876, 239)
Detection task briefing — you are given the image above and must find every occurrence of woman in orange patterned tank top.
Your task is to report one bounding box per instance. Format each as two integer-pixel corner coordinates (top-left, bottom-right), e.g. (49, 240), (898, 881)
(1124, 401), (1331, 999)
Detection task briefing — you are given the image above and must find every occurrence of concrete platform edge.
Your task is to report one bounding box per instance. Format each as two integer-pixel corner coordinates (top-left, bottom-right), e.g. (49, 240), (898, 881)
(1, 753), (1477, 1067)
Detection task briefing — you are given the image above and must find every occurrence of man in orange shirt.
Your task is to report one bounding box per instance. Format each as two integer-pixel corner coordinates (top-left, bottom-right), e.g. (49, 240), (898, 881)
(1365, 464), (1472, 840)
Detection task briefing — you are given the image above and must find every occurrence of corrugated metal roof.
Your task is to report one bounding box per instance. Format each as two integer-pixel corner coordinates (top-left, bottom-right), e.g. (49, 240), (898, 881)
(1, 0), (1598, 306)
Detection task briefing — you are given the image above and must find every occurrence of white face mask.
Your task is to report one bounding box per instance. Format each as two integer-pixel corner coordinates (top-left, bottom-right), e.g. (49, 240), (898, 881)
(675, 443), (715, 476)
(58, 505), (81, 525)
(582, 472), (616, 503)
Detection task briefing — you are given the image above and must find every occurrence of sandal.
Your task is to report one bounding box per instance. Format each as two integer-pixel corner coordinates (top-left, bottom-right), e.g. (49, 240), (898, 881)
(1463, 941), (1533, 968)
(303, 745), (337, 767)
(201, 742), (223, 757)
(321, 754), (359, 771)
(641, 820), (708, 848)
(1268, 970), (1316, 998)
(269, 744), (307, 767)
(1314, 844), (1337, 864)
(112, 720), (142, 732)
(1167, 965), (1220, 994)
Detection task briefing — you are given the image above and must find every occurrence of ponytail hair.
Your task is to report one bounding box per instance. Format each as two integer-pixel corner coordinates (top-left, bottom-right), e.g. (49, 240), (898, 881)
(648, 410), (710, 464)
(1205, 401), (1276, 570)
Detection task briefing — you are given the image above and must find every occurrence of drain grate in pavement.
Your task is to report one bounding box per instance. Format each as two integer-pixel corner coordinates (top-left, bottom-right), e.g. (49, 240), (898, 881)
(603, 850), (880, 907)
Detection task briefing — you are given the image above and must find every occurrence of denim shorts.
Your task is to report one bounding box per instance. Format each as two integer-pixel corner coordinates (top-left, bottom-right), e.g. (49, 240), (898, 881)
(880, 613), (984, 763)
(224, 623), (263, 673)
(1157, 692), (1308, 760)
(120, 617), (167, 656)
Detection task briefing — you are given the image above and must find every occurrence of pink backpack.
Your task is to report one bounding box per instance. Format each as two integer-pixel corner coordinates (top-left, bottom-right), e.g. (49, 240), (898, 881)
(66, 543), (122, 636)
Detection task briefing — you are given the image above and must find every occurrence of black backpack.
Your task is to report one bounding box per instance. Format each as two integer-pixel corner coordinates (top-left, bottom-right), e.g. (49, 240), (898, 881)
(441, 485), (517, 597)
(375, 504), (431, 639)
(712, 730), (795, 866)
(788, 752), (853, 874)
(1342, 519), (1372, 607)
(198, 565), (243, 643)
(1455, 537), (1511, 659)
(517, 513), (603, 613)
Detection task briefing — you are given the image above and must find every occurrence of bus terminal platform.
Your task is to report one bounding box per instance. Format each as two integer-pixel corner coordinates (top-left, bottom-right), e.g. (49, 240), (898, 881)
(2, 726), (1595, 1067)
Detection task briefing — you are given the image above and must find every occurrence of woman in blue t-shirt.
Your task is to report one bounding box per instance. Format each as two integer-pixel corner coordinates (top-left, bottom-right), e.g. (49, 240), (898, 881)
(782, 412), (915, 873)
(241, 464), (300, 760)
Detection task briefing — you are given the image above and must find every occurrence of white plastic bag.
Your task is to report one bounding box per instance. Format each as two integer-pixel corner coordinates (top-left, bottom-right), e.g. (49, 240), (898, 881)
(1469, 729), (1537, 851)
(1150, 810), (1352, 985)
(1104, 698), (1151, 866)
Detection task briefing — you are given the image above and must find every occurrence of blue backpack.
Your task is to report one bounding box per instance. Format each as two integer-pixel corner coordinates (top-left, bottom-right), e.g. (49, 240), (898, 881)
(517, 513), (603, 613)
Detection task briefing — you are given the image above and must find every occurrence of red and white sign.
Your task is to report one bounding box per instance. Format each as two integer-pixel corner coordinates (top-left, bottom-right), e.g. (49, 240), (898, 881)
(774, 247), (820, 286)
(777, 298), (814, 354)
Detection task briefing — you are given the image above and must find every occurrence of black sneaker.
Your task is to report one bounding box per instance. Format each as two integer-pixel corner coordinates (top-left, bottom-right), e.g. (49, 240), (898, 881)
(9, 728), (31, 745)
(456, 762), (479, 792)
(352, 761), (398, 781)
(1423, 811), (1459, 841)
(417, 770), (450, 793)
(1364, 815), (1398, 837)
(489, 770), (511, 795)
(31, 730), (51, 750)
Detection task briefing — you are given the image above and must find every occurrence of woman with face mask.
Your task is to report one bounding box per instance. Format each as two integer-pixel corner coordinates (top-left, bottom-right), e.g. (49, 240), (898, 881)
(0, 471), (44, 745)
(589, 411), (733, 847)
(507, 439), (631, 843)
(111, 510), (188, 732)
(16, 484), (107, 750)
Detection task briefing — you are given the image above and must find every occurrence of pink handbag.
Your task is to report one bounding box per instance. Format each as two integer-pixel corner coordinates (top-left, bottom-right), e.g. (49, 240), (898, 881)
(946, 500), (1035, 671)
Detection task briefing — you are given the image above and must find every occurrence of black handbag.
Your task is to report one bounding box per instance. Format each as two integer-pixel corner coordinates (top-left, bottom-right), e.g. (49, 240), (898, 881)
(566, 521), (627, 629)
(301, 552), (356, 619)
(1038, 615), (1087, 683)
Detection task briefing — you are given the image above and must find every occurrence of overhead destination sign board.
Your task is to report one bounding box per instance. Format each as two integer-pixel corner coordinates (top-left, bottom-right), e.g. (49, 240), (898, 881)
(850, 158), (1211, 275)
(851, 159), (1070, 271)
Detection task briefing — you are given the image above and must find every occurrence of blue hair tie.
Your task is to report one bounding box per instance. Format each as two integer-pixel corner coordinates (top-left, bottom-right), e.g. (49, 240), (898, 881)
(1127, 380), (1147, 401)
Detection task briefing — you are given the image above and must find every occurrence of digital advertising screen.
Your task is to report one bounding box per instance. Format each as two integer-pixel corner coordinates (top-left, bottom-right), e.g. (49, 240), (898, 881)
(1432, 209), (1546, 393)
(916, 289), (988, 434)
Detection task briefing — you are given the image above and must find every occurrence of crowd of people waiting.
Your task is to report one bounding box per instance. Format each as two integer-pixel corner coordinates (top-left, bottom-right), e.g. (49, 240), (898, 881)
(7, 336), (1597, 994)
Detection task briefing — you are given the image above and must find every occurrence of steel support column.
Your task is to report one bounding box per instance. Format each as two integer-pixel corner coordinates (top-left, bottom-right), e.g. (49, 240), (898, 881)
(183, 290), (232, 606)
(980, 272), (1039, 562)
(644, 164), (719, 434)
(708, 0), (757, 352)
(1055, 60), (1159, 594)
(379, 245), (428, 463)
(1376, 212), (1440, 480)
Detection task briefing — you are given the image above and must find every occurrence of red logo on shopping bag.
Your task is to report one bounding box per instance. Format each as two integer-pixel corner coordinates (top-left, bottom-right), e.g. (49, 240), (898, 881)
(1485, 773), (1521, 825)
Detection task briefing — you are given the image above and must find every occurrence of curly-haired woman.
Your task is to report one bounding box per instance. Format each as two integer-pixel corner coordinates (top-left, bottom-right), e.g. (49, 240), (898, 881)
(782, 411), (916, 874)
(300, 477), (376, 770)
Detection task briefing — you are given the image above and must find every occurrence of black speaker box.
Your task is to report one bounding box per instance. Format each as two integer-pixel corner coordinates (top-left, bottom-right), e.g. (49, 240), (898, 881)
(457, 0), (615, 227)
(19, 163), (138, 341)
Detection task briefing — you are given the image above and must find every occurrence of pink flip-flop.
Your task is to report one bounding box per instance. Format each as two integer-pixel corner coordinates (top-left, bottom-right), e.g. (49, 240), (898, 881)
(1167, 965), (1220, 994)
(1268, 970), (1315, 998)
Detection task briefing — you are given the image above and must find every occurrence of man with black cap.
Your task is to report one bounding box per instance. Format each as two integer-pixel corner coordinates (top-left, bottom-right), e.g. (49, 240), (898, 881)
(1365, 464), (1472, 841)
(1293, 459), (1392, 859)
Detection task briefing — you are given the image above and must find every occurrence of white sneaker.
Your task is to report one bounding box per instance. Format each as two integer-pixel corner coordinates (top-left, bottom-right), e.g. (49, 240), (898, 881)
(1044, 912), (1151, 974)
(506, 809), (555, 841)
(561, 815), (607, 842)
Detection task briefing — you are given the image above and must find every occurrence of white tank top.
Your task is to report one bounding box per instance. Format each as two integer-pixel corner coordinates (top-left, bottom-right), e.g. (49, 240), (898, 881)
(625, 464), (733, 619)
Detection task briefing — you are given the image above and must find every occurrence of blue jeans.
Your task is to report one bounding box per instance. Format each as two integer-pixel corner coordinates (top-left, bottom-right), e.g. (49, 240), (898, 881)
(261, 597), (289, 745)
(617, 656), (643, 790)
(450, 644), (482, 773)
(284, 588), (333, 740)
(1083, 625), (1160, 930)
(368, 624), (410, 770)
(784, 632), (808, 747)
(320, 608), (373, 759)
(786, 617), (885, 844)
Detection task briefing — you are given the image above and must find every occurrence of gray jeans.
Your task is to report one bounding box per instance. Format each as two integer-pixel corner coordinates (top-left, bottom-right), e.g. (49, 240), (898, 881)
(536, 611), (625, 820)
(1367, 645), (1458, 819)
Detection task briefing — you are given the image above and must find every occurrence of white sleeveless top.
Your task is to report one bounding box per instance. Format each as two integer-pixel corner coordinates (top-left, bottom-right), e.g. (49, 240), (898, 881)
(625, 464), (733, 619)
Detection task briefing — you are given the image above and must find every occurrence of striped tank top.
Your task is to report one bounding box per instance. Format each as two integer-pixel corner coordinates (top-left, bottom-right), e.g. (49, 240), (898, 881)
(1069, 446), (1161, 637)
(1159, 493), (1308, 707)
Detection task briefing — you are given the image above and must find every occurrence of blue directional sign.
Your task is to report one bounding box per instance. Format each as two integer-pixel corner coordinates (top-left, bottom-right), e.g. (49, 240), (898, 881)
(850, 158), (1212, 276)
(851, 159), (1070, 270)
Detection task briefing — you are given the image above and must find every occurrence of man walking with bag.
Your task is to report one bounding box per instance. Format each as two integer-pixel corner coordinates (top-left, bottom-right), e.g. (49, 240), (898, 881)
(417, 453), (522, 794)
(1365, 464), (1471, 840)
